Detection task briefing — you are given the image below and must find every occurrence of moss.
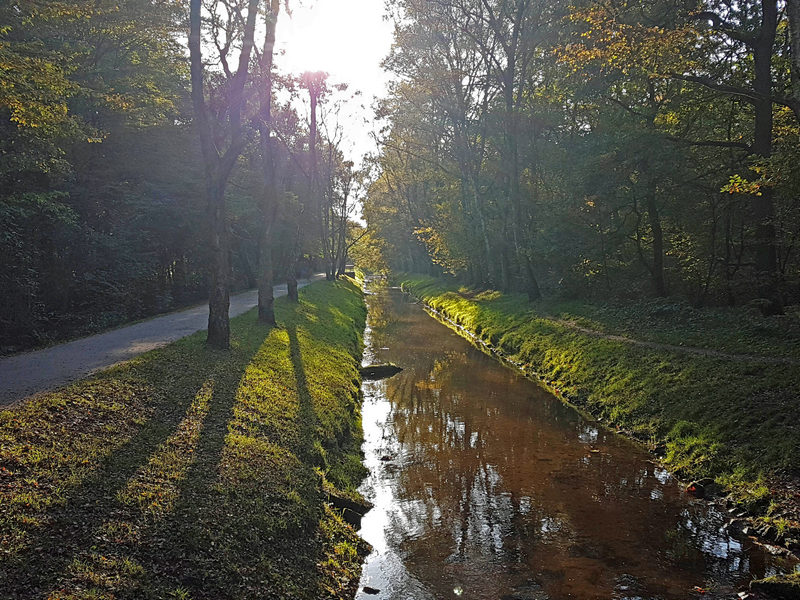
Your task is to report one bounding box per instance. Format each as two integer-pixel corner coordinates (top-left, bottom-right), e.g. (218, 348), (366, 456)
(399, 274), (800, 516)
(750, 571), (800, 599)
(0, 280), (369, 599)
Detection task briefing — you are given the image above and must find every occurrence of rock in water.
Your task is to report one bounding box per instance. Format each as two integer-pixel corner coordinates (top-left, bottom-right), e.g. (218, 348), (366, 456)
(360, 364), (403, 380)
(363, 586), (380, 595)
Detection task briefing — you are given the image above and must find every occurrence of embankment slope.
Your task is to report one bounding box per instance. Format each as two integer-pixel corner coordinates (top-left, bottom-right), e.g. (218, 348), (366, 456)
(0, 279), (368, 599)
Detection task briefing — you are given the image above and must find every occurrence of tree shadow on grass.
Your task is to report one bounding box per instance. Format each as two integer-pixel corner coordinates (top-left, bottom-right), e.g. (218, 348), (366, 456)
(2, 284), (366, 599)
(135, 323), (327, 599)
(0, 341), (261, 599)
(287, 323), (320, 464)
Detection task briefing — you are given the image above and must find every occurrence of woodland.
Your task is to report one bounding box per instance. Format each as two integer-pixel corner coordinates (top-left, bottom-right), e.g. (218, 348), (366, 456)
(360, 0), (800, 320)
(3, 1), (800, 596)
(3, 0), (800, 343)
(1, 0), (360, 352)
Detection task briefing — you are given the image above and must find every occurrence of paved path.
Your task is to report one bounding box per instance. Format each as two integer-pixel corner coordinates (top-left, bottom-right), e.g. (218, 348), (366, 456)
(0, 276), (324, 407)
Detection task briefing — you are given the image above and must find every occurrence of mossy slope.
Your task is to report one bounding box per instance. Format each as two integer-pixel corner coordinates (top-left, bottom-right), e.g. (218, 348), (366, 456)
(399, 275), (800, 517)
(0, 280), (368, 600)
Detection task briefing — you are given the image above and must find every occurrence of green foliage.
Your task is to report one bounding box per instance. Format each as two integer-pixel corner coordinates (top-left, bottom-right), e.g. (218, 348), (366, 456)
(0, 0), (209, 352)
(368, 0), (800, 308)
(0, 280), (369, 599)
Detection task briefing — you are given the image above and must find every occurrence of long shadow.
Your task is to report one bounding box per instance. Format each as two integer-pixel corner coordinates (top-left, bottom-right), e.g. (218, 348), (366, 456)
(145, 349), (253, 597)
(287, 324), (319, 464)
(136, 322), (324, 597)
(1, 343), (260, 599)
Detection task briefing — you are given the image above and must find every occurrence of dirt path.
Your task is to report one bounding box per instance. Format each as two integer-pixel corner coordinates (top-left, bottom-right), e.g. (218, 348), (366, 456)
(0, 276), (324, 407)
(557, 319), (799, 365)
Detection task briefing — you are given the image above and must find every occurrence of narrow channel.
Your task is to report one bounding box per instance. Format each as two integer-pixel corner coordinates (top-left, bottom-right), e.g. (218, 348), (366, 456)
(355, 284), (797, 600)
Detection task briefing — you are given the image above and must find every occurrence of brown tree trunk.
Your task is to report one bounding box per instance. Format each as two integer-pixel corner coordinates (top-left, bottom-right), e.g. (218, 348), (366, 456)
(207, 183), (231, 348)
(751, 0), (782, 314)
(786, 0), (800, 120)
(287, 269), (299, 301)
(257, 1), (280, 325)
(257, 240), (275, 324)
(189, 0), (260, 348)
(646, 187), (667, 297)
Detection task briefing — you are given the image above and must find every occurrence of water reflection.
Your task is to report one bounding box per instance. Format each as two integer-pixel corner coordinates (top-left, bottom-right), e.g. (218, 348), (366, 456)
(356, 286), (796, 600)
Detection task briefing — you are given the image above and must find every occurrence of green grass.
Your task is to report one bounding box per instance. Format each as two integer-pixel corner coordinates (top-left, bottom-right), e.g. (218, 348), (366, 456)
(399, 275), (800, 522)
(0, 279), (369, 600)
(530, 294), (800, 361)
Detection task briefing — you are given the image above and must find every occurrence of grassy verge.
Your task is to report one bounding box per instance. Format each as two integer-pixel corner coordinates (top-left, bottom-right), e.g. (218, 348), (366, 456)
(0, 279), (369, 600)
(531, 294), (800, 362)
(399, 275), (800, 543)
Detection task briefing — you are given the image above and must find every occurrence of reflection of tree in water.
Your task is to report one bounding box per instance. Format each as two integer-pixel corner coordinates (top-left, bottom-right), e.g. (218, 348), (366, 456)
(365, 288), (789, 599)
(364, 288), (395, 334)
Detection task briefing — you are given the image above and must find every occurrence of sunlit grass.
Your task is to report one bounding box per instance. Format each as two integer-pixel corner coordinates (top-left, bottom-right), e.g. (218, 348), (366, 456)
(0, 280), (369, 599)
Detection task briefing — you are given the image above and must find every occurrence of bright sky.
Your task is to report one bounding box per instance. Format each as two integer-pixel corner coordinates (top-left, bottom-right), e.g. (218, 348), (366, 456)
(274, 0), (395, 163)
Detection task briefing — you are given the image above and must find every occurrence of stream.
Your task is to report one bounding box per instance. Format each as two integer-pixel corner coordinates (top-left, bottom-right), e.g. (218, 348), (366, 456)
(354, 284), (797, 600)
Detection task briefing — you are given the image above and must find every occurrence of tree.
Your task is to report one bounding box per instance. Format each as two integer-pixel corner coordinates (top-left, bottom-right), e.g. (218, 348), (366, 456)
(189, 0), (261, 347)
(255, 0), (283, 324)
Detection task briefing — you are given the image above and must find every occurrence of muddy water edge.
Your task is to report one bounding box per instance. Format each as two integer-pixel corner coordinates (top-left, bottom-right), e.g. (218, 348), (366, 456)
(353, 282), (798, 600)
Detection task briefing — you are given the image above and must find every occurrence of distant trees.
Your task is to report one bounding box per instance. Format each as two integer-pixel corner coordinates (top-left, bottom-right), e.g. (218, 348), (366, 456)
(0, 0), (361, 352)
(365, 0), (800, 310)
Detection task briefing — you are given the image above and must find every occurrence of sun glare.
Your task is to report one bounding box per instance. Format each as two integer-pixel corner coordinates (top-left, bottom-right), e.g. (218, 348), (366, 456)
(274, 0), (393, 158)
(276, 1), (392, 94)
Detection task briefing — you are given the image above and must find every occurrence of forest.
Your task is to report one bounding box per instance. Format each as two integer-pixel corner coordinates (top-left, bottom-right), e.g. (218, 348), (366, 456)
(1, 0), (360, 352)
(3, 1), (800, 598)
(4, 0), (800, 355)
(361, 0), (800, 317)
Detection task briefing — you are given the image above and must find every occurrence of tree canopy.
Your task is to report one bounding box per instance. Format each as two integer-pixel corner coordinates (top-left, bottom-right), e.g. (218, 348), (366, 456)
(363, 0), (800, 312)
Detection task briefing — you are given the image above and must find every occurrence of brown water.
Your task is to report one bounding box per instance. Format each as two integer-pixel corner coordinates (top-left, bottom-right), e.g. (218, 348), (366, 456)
(354, 285), (797, 600)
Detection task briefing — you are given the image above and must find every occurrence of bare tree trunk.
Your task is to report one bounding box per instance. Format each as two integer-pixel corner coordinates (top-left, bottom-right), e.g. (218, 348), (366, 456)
(189, 0), (260, 348)
(786, 0), (800, 119)
(258, 240), (276, 322)
(287, 270), (299, 301)
(207, 183), (231, 347)
(257, 0), (280, 325)
(752, 0), (782, 314)
(646, 187), (667, 297)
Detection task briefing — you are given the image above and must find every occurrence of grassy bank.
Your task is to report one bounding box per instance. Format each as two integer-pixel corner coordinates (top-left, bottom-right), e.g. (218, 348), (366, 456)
(0, 280), (368, 600)
(399, 275), (800, 536)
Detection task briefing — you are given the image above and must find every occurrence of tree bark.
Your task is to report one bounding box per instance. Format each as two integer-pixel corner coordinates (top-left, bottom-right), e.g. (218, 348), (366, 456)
(287, 268), (299, 301)
(751, 0), (782, 313)
(207, 183), (231, 347)
(786, 0), (800, 119)
(257, 0), (280, 325)
(189, 0), (260, 347)
(646, 187), (667, 297)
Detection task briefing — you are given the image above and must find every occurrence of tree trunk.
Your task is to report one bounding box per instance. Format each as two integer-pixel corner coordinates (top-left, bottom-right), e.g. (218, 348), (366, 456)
(189, 0), (259, 347)
(207, 184), (231, 348)
(257, 241), (275, 324)
(503, 63), (541, 301)
(287, 269), (299, 301)
(646, 187), (667, 296)
(751, 0), (782, 314)
(786, 0), (800, 120)
(256, 1), (280, 325)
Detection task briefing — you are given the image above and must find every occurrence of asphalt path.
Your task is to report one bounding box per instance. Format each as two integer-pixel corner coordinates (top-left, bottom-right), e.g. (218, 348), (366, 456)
(0, 276), (324, 407)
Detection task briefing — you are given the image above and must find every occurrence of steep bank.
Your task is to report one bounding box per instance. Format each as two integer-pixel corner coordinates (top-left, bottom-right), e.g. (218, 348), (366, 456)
(0, 280), (368, 599)
(399, 275), (800, 553)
